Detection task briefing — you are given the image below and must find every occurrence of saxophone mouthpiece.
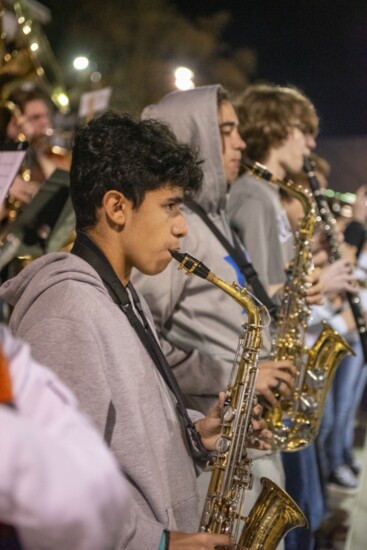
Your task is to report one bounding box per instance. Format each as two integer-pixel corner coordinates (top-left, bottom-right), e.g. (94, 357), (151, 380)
(170, 250), (210, 280)
(243, 161), (272, 183)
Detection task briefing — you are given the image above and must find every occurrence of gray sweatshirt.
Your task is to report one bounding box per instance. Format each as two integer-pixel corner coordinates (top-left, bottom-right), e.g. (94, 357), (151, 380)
(0, 252), (200, 550)
(134, 85), (272, 414)
(134, 85), (257, 414)
(227, 172), (294, 288)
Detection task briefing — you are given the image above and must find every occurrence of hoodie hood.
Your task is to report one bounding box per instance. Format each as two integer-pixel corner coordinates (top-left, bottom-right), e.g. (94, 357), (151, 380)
(142, 85), (227, 214)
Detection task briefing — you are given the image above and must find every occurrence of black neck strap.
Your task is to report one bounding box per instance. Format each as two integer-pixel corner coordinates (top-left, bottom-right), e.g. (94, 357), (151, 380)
(71, 231), (211, 461)
(186, 201), (276, 318)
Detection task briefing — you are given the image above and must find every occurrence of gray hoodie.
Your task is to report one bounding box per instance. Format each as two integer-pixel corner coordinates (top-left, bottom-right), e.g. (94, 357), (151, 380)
(0, 252), (200, 550)
(228, 172), (294, 289)
(134, 85), (255, 414)
(134, 86), (275, 411)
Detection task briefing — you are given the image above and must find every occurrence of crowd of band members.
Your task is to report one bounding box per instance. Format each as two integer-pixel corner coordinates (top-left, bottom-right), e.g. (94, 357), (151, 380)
(0, 81), (366, 550)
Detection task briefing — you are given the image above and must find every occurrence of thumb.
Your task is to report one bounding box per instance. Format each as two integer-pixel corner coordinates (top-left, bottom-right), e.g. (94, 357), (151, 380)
(208, 391), (226, 419)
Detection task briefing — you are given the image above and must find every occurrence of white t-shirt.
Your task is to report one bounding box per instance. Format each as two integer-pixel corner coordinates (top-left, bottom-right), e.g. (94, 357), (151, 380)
(0, 325), (128, 550)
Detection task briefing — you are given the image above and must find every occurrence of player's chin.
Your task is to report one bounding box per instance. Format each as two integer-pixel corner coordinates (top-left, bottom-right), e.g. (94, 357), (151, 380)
(159, 255), (173, 273)
(228, 169), (239, 184)
(143, 256), (172, 276)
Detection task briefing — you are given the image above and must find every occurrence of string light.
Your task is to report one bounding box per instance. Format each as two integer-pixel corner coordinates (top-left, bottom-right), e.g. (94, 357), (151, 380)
(174, 67), (194, 90)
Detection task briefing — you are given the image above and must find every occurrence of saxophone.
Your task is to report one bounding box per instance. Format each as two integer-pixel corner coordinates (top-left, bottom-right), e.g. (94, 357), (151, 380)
(243, 162), (353, 452)
(171, 250), (307, 549)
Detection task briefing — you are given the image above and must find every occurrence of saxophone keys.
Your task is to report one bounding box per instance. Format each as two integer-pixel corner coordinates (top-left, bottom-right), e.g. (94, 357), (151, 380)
(299, 394), (318, 414)
(216, 437), (231, 454)
(305, 369), (326, 389)
(222, 405), (235, 423)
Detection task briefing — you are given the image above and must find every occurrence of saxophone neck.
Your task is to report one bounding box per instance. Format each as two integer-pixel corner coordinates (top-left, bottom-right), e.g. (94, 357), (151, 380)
(170, 250), (265, 330)
(207, 272), (263, 327)
(243, 160), (316, 220)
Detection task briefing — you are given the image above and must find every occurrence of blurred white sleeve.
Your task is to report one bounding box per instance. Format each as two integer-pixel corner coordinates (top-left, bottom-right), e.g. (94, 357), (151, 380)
(0, 325), (128, 550)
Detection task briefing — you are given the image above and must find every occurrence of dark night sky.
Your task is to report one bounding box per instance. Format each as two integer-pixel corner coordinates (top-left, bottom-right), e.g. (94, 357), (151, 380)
(41, 0), (367, 138)
(175, 0), (367, 137)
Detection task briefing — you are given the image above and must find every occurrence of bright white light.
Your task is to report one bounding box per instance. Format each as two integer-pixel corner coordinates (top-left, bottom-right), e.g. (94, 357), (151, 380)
(73, 56), (89, 70)
(174, 66), (195, 91)
(175, 67), (194, 80)
(30, 42), (39, 52)
(22, 23), (31, 35)
(57, 93), (70, 107)
(52, 90), (70, 114)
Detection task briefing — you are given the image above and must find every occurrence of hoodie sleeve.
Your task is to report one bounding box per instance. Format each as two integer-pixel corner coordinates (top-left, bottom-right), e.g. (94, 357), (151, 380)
(11, 318), (167, 550)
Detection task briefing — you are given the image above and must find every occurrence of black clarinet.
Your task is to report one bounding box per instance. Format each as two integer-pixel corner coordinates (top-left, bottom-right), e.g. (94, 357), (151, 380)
(303, 156), (367, 362)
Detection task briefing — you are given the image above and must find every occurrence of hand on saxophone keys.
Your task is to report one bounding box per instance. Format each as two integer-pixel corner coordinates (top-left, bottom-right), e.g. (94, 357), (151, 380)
(195, 392), (273, 452)
(256, 360), (297, 408)
(246, 402), (273, 450)
(304, 266), (324, 305)
(320, 257), (358, 297)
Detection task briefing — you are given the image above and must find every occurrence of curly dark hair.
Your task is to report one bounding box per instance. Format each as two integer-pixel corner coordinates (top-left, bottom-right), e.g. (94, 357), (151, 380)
(70, 111), (203, 230)
(235, 84), (319, 163)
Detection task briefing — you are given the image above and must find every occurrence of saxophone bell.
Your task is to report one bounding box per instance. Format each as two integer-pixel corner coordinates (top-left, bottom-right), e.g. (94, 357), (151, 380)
(239, 477), (308, 549)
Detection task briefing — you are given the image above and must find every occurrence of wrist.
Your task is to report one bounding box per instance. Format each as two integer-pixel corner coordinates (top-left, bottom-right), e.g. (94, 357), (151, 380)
(193, 419), (208, 449)
(159, 530), (170, 550)
(194, 418), (202, 435)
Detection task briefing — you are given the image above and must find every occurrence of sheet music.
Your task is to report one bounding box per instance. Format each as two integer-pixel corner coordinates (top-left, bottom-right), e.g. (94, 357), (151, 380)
(0, 151), (27, 205)
(78, 87), (112, 118)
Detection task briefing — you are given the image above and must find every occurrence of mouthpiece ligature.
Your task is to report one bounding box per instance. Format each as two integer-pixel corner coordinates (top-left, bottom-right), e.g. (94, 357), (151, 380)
(170, 251), (210, 280)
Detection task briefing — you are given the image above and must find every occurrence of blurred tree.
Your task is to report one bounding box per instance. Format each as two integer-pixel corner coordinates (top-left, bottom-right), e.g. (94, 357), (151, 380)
(43, 0), (256, 115)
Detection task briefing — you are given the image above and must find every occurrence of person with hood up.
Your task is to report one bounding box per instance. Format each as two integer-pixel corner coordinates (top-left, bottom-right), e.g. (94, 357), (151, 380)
(132, 85), (304, 528)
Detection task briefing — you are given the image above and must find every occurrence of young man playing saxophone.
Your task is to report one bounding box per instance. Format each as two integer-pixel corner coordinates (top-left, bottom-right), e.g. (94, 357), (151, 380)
(226, 84), (332, 550)
(0, 111), (271, 550)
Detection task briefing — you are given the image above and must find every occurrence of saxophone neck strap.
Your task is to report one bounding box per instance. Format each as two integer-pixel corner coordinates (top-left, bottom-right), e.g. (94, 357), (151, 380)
(71, 231), (211, 461)
(186, 200), (276, 318)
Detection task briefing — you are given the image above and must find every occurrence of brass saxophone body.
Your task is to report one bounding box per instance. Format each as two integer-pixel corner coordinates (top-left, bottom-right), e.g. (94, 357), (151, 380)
(171, 250), (308, 549)
(244, 162), (353, 452)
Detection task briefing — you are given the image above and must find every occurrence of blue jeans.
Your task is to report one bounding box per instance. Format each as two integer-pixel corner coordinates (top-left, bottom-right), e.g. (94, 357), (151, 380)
(317, 340), (366, 474)
(283, 445), (325, 550)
